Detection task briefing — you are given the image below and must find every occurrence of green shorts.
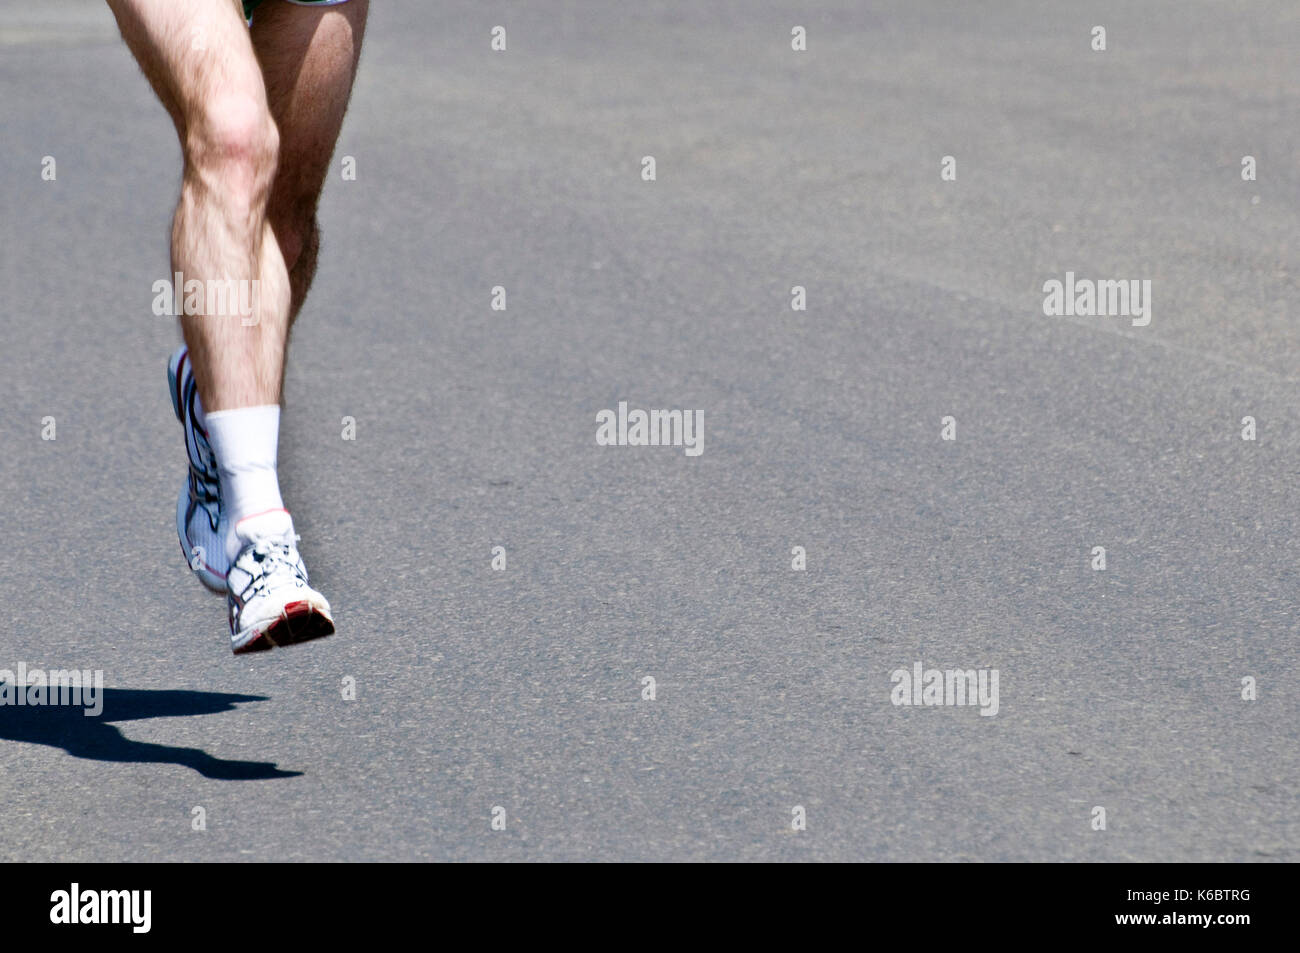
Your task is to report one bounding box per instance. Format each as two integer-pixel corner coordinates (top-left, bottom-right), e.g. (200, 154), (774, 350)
(243, 0), (352, 22)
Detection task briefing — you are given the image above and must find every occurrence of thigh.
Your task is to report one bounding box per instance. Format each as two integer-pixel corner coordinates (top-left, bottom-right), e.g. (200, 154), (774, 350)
(251, 0), (368, 208)
(106, 0), (268, 136)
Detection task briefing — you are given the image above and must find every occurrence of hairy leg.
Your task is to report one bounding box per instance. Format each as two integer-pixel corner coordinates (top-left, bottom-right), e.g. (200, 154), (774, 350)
(251, 0), (368, 343)
(107, 0), (289, 412)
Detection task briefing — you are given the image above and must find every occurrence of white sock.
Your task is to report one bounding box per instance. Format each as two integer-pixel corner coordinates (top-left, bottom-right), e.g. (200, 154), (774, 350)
(204, 404), (285, 562)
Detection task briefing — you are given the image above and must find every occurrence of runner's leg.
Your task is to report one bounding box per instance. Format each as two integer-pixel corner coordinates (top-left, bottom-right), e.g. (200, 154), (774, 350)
(251, 0), (368, 343)
(107, 0), (290, 413)
(109, 0), (338, 650)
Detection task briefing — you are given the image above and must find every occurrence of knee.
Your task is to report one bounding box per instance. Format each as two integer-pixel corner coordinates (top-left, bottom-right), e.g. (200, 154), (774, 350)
(185, 96), (279, 208)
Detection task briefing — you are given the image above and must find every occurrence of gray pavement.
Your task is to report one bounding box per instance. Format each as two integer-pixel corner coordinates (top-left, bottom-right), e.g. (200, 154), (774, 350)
(0, 0), (1297, 861)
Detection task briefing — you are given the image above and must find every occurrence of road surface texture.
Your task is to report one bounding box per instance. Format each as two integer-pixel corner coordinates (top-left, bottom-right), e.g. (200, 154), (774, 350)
(1, 0), (1296, 861)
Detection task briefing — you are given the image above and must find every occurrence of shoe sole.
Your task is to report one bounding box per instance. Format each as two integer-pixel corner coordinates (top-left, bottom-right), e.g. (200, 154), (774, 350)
(232, 601), (335, 655)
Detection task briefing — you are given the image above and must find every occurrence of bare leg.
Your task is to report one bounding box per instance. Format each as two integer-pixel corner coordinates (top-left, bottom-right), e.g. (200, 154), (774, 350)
(252, 0), (368, 349)
(107, 0), (289, 413)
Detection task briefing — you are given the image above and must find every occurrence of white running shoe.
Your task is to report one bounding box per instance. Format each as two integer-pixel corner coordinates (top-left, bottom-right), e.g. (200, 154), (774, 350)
(226, 510), (335, 654)
(168, 345), (229, 592)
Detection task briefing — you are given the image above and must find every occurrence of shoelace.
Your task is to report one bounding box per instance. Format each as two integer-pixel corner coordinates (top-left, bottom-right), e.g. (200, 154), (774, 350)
(251, 535), (304, 576)
(235, 535), (305, 601)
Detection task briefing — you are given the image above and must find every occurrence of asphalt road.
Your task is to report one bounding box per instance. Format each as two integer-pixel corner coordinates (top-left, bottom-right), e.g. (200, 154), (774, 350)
(1, 0), (1296, 861)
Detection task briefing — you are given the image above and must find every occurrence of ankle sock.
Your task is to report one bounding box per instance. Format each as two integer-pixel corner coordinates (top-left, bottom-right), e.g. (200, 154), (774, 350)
(203, 404), (285, 563)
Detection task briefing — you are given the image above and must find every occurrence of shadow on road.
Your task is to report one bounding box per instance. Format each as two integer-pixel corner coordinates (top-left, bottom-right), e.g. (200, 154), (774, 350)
(0, 686), (301, 780)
